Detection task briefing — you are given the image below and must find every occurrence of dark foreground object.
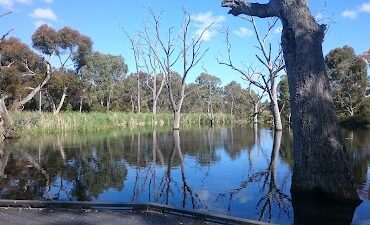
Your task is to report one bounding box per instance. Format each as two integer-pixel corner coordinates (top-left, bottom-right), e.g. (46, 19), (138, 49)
(0, 207), (212, 225)
(0, 200), (272, 225)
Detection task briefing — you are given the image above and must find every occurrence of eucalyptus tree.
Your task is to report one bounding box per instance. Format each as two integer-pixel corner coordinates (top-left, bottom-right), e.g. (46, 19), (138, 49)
(222, 0), (359, 202)
(31, 25), (92, 114)
(140, 22), (167, 115)
(195, 72), (222, 124)
(218, 18), (284, 130)
(0, 37), (50, 112)
(121, 29), (142, 113)
(0, 11), (18, 139)
(80, 52), (128, 111)
(325, 46), (368, 117)
(277, 75), (291, 124)
(148, 9), (212, 130)
(224, 81), (241, 116)
(247, 84), (265, 124)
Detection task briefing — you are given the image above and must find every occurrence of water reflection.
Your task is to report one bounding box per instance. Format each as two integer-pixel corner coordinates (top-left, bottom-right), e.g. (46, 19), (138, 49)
(0, 127), (368, 225)
(216, 131), (291, 223)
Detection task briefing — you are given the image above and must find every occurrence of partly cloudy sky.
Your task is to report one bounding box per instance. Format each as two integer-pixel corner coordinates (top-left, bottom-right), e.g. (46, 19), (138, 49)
(0, 0), (369, 85)
(342, 1), (370, 19)
(191, 11), (225, 41)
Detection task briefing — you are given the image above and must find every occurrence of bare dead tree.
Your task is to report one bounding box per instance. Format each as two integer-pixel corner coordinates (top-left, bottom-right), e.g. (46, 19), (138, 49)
(247, 83), (265, 124)
(139, 17), (167, 115)
(218, 18), (285, 130)
(148, 9), (212, 130)
(120, 26), (142, 114)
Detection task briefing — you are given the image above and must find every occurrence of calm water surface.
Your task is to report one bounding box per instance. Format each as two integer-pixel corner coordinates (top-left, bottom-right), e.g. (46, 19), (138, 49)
(0, 126), (369, 225)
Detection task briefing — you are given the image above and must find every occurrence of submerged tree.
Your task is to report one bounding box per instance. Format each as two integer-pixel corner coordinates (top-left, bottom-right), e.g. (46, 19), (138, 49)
(148, 9), (212, 130)
(218, 19), (285, 130)
(222, 0), (360, 202)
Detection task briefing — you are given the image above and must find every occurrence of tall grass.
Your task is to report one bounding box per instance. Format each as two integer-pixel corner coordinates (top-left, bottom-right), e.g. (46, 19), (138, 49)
(10, 111), (234, 135)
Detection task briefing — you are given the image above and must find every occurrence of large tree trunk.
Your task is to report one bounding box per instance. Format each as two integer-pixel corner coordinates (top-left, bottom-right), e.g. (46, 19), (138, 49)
(279, 1), (359, 202)
(0, 97), (19, 140)
(173, 111), (181, 130)
(222, 0), (360, 203)
(280, 2), (359, 202)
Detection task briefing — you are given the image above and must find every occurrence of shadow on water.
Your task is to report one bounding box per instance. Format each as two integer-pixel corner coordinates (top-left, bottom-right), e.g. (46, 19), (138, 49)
(0, 126), (369, 225)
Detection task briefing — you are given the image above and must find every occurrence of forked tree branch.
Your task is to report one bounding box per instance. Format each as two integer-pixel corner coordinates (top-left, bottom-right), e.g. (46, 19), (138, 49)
(221, 0), (279, 18)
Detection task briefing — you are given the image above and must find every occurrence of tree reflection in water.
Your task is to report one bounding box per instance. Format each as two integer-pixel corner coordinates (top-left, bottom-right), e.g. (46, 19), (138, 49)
(0, 127), (368, 224)
(0, 133), (127, 201)
(216, 130), (291, 223)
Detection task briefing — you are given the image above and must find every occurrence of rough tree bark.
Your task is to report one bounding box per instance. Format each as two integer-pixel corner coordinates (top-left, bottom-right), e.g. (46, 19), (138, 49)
(0, 97), (19, 140)
(222, 0), (360, 202)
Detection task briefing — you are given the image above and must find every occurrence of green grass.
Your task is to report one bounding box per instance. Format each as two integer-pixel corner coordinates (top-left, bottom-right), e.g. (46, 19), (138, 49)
(10, 111), (234, 135)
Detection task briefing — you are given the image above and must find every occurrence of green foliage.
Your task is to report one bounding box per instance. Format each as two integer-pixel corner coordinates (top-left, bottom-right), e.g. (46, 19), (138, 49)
(0, 38), (45, 103)
(66, 103), (73, 112)
(325, 46), (368, 117)
(31, 24), (93, 71)
(80, 51), (128, 111)
(278, 75), (291, 123)
(91, 103), (106, 112)
(339, 98), (370, 128)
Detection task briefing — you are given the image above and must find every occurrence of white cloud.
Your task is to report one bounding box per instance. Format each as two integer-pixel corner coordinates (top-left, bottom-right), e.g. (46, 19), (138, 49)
(360, 2), (370, 13)
(341, 10), (358, 19)
(0, 0), (12, 8)
(342, 2), (370, 20)
(191, 11), (225, 41)
(44, 0), (53, 3)
(0, 0), (32, 9)
(233, 27), (253, 38)
(29, 8), (57, 21)
(274, 26), (283, 34)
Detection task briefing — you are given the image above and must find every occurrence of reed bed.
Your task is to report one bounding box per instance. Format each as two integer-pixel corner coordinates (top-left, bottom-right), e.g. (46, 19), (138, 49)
(10, 111), (234, 135)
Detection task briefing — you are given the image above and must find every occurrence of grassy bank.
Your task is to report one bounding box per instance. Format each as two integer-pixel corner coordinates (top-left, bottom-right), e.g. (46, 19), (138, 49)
(10, 111), (234, 135)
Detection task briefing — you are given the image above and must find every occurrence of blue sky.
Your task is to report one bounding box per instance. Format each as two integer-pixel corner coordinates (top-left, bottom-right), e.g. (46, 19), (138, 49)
(1, 0), (370, 87)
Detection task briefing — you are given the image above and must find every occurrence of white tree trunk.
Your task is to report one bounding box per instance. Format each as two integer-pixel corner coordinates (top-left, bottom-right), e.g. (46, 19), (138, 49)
(54, 87), (67, 115)
(173, 111), (181, 130)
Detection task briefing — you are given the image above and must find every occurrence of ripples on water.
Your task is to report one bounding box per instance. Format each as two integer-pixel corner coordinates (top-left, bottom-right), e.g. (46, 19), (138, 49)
(0, 126), (369, 225)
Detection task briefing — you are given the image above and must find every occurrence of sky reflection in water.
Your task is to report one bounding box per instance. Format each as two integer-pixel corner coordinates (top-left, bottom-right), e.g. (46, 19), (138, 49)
(0, 126), (369, 225)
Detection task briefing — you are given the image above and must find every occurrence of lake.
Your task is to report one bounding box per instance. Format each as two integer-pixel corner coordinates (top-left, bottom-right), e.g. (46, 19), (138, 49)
(0, 126), (369, 225)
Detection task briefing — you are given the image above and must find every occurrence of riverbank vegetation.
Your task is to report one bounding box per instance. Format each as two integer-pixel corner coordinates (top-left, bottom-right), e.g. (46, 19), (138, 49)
(10, 112), (234, 135)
